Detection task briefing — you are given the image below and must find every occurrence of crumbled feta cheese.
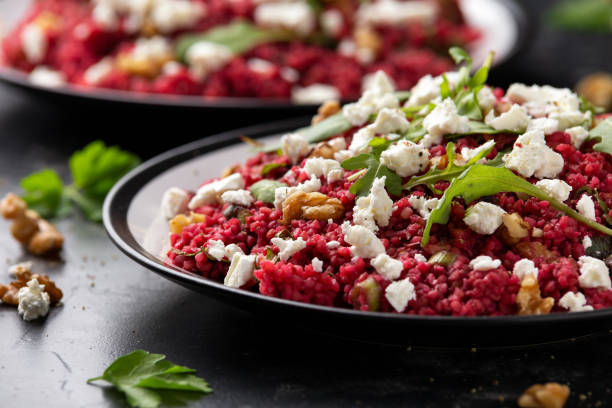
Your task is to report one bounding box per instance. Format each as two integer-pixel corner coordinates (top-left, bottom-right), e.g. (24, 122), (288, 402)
(151, 0), (205, 33)
(186, 41), (233, 80)
(502, 130), (564, 179)
(512, 259), (538, 280)
(558, 291), (593, 312)
(312, 257), (324, 272)
(576, 194), (596, 221)
(160, 187), (189, 219)
(224, 253), (256, 288)
(17, 279), (50, 321)
(21, 23), (47, 64)
(280, 66), (299, 83)
(535, 179), (572, 202)
(419, 133), (442, 148)
(254, 2), (315, 36)
(527, 117), (559, 135)
(341, 222), (385, 258)
(476, 86), (496, 111)
(405, 74), (440, 107)
(414, 254), (427, 263)
(132, 35), (172, 61)
(273, 176), (321, 210)
(303, 158), (344, 183)
(565, 126), (589, 148)
(342, 71), (398, 126)
(348, 127), (375, 154)
(583, 235), (592, 250)
(328, 137), (347, 152)
(247, 58), (275, 74)
(464, 202), (506, 235)
(368, 108), (410, 134)
(469, 255), (502, 271)
(281, 132), (310, 164)
(484, 104), (530, 132)
(352, 176), (393, 232)
(326, 240), (340, 249)
(371, 253), (403, 281)
(206, 239), (226, 261)
(408, 195), (439, 219)
(578, 256), (611, 289)
(423, 98), (469, 139)
(162, 60), (183, 76)
(8, 261), (33, 277)
(84, 57), (114, 85)
(221, 189), (254, 207)
(334, 149), (353, 162)
(271, 237), (307, 261)
(320, 9), (343, 36)
(357, 0), (437, 27)
(92, 3), (118, 30)
(549, 109), (590, 131)
(225, 243), (244, 259)
(291, 84), (341, 105)
(460, 140), (495, 164)
(188, 173), (244, 209)
(29, 67), (66, 88)
(384, 277), (416, 312)
(381, 140), (430, 177)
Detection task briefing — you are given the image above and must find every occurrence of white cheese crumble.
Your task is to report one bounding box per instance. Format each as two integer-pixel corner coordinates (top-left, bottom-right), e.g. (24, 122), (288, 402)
(188, 173), (244, 209)
(512, 259), (538, 281)
(414, 254), (427, 263)
(151, 0), (205, 33)
(565, 126), (589, 148)
(291, 84), (341, 105)
(326, 240), (340, 249)
(186, 41), (233, 80)
(160, 187), (189, 219)
(476, 86), (496, 111)
(281, 132), (310, 164)
(368, 108), (410, 134)
(131, 35), (172, 61)
(405, 74), (440, 107)
(484, 104), (530, 132)
(312, 257), (323, 272)
(271, 237), (307, 261)
(247, 58), (275, 74)
(578, 256), (611, 289)
(558, 291), (594, 312)
(502, 130), (564, 179)
(280, 66), (299, 83)
(469, 256), (502, 271)
(371, 253), (403, 281)
(224, 253), (256, 288)
(384, 277), (416, 312)
(527, 117), (559, 135)
(343, 71), (398, 126)
(206, 239), (226, 261)
(8, 261), (33, 277)
(18, 279), (50, 321)
(83, 57), (114, 85)
(29, 67), (66, 88)
(320, 9), (343, 36)
(422, 98), (469, 140)
(357, 0), (437, 27)
(303, 158), (344, 183)
(225, 243), (244, 260)
(463, 202), (506, 235)
(341, 222), (385, 259)
(535, 179), (572, 202)
(460, 140), (495, 164)
(221, 189), (254, 207)
(348, 127), (375, 154)
(576, 194), (596, 221)
(21, 23), (47, 64)
(273, 176), (321, 210)
(352, 176), (393, 232)
(254, 1), (315, 36)
(583, 235), (592, 250)
(380, 140), (430, 177)
(408, 195), (439, 220)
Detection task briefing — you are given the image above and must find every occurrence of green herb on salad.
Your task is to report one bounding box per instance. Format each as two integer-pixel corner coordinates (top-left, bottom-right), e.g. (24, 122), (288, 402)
(88, 350), (212, 408)
(580, 96), (606, 115)
(261, 162), (289, 176)
(249, 179), (287, 203)
(590, 116), (612, 155)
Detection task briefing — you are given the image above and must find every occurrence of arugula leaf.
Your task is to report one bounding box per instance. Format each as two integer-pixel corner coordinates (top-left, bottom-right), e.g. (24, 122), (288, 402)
(590, 116), (612, 155)
(250, 179), (287, 203)
(261, 162), (288, 176)
(421, 165), (612, 245)
(579, 96), (606, 115)
(448, 47), (472, 66)
(88, 350), (212, 408)
(341, 137), (402, 197)
(547, 0), (612, 32)
(20, 169), (65, 219)
(176, 21), (292, 62)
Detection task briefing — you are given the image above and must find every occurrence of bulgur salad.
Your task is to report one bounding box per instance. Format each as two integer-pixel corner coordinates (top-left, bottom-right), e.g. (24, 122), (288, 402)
(161, 49), (612, 316)
(2, 0), (479, 102)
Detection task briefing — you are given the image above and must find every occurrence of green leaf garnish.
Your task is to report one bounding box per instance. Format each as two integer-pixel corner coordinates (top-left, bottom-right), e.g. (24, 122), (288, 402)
(579, 96), (606, 115)
(421, 165), (612, 245)
(547, 0), (612, 32)
(88, 350), (212, 408)
(20, 169), (66, 219)
(261, 162), (288, 176)
(249, 179), (287, 203)
(590, 116), (612, 155)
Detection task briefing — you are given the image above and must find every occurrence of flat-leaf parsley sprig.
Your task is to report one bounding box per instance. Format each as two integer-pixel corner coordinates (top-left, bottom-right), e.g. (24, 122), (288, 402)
(20, 140), (140, 222)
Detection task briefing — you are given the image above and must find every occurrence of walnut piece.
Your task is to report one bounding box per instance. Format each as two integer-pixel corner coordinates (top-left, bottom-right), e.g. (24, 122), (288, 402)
(1, 193), (64, 255)
(518, 383), (570, 408)
(0, 263), (62, 306)
(516, 274), (554, 315)
(116, 51), (173, 79)
(221, 164), (241, 179)
(575, 72), (612, 112)
(515, 241), (558, 262)
(500, 213), (530, 245)
(354, 26), (381, 56)
(169, 212), (206, 234)
(281, 191), (344, 225)
(312, 100), (341, 125)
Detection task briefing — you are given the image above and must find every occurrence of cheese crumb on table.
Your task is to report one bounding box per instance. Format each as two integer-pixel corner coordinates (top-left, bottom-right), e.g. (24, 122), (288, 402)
(18, 279), (51, 321)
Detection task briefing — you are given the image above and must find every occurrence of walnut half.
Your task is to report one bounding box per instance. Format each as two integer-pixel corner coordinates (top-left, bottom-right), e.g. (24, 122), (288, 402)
(281, 191), (344, 224)
(0, 264), (62, 306)
(516, 274), (554, 315)
(312, 100), (341, 125)
(518, 383), (570, 408)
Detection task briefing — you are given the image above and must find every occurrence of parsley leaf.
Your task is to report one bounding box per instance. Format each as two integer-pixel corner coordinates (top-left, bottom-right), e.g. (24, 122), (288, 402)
(20, 169), (66, 219)
(88, 350), (212, 408)
(421, 165), (612, 246)
(590, 116), (612, 155)
(341, 137), (402, 197)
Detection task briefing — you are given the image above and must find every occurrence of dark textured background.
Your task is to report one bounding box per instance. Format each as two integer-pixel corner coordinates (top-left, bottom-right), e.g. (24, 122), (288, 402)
(1, 0), (611, 407)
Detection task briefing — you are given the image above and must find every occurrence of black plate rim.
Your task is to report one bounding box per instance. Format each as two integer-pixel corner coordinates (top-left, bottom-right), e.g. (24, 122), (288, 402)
(103, 117), (612, 327)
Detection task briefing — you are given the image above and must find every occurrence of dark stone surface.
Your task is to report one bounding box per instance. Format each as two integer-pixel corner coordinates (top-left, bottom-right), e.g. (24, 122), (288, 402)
(0, 1), (611, 406)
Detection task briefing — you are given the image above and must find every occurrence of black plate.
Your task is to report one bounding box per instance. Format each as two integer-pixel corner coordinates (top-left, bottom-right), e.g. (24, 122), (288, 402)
(103, 118), (612, 347)
(0, 0), (527, 111)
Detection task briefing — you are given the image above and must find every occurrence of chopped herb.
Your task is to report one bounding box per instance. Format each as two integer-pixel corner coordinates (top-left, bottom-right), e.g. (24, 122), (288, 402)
(580, 96), (606, 115)
(261, 162), (288, 176)
(20, 169), (67, 219)
(249, 179), (287, 203)
(590, 116), (612, 155)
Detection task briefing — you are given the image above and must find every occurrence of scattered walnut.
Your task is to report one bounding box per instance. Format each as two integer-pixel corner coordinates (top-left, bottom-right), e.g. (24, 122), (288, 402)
(32, 273), (63, 304)
(500, 213), (530, 245)
(116, 51), (173, 79)
(221, 164), (241, 179)
(1, 263), (62, 306)
(518, 383), (570, 408)
(515, 241), (558, 262)
(169, 212), (206, 234)
(575, 72), (612, 112)
(312, 100), (341, 125)
(354, 26), (381, 56)
(1, 193), (63, 255)
(516, 274), (554, 316)
(281, 191), (344, 224)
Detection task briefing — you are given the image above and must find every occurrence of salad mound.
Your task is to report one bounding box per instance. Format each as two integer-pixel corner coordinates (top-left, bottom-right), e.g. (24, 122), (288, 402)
(162, 48), (612, 316)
